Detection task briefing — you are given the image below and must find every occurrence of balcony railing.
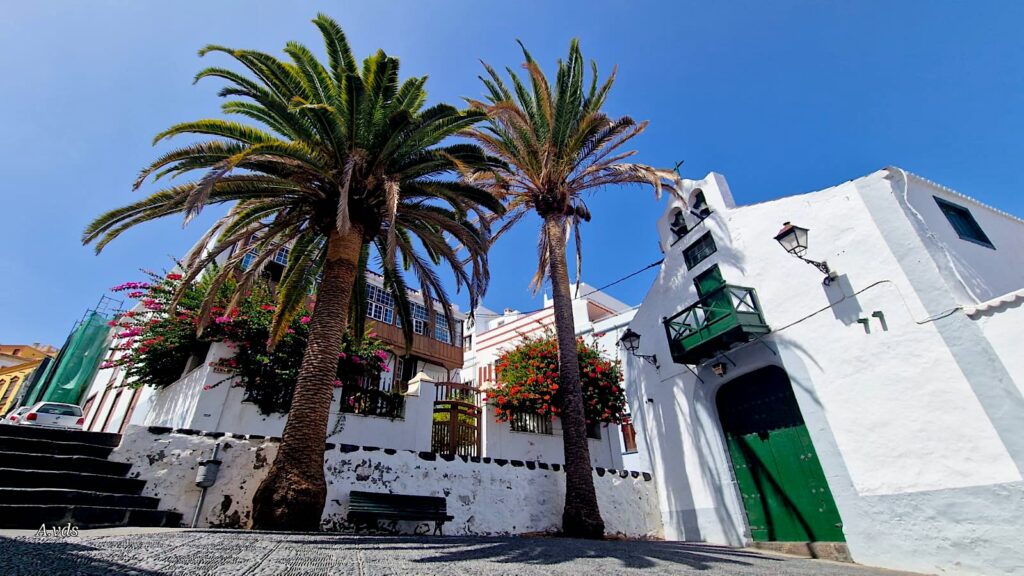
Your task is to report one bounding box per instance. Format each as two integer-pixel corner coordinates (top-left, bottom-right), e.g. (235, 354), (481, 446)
(663, 284), (770, 365)
(338, 379), (405, 419)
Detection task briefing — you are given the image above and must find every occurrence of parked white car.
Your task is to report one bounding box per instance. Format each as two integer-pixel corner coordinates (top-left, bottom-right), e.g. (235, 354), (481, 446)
(3, 407), (31, 425)
(10, 402), (84, 430)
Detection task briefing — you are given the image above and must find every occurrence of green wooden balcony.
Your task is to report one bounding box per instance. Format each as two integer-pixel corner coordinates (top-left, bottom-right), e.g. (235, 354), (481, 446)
(663, 284), (771, 365)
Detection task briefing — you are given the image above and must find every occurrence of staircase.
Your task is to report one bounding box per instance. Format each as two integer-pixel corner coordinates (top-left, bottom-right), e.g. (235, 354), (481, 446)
(0, 424), (183, 529)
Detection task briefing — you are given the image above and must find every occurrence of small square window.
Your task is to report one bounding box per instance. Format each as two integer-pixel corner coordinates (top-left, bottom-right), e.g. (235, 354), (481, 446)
(934, 197), (994, 249)
(683, 232), (717, 270)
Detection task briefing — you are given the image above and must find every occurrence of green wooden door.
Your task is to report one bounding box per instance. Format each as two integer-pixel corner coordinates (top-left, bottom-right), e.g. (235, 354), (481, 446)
(694, 266), (731, 323)
(717, 367), (845, 542)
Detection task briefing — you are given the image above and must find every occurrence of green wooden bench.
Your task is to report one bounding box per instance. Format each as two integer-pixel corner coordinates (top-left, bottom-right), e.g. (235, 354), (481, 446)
(347, 490), (454, 535)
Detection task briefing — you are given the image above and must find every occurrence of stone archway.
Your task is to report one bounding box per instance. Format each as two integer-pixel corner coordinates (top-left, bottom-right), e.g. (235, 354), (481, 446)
(716, 366), (845, 543)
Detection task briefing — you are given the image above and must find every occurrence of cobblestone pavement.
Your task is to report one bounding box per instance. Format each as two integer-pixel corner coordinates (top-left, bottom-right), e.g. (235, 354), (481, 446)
(0, 530), (922, 576)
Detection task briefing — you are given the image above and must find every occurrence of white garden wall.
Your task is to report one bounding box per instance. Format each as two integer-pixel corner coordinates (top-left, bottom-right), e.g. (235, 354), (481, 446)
(113, 425), (662, 538)
(481, 404), (623, 470)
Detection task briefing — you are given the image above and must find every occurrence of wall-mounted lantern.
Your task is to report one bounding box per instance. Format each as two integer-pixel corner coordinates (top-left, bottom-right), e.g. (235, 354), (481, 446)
(773, 222), (837, 285)
(619, 328), (659, 369)
(711, 362), (728, 377)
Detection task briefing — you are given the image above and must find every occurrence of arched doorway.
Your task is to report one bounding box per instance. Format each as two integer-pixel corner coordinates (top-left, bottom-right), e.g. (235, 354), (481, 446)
(716, 366), (844, 542)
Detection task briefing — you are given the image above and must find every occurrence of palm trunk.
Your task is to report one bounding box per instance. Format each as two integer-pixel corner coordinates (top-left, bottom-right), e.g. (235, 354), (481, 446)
(544, 216), (605, 539)
(251, 228), (362, 531)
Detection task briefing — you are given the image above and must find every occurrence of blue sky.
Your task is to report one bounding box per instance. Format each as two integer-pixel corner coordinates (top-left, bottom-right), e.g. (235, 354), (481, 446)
(2, 1), (1022, 346)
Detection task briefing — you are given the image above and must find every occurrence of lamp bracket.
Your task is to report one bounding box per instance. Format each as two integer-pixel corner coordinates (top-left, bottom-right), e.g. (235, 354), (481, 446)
(636, 353), (659, 369)
(799, 257), (835, 285)
(681, 362), (705, 384)
(713, 351), (737, 368)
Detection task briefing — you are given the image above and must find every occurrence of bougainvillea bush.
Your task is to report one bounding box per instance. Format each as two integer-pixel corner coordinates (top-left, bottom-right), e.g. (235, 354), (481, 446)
(486, 333), (627, 425)
(105, 270), (393, 415)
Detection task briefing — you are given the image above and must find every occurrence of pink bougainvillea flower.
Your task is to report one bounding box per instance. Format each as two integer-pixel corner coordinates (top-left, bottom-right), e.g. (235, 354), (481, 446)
(286, 328), (296, 334)
(332, 379), (342, 388)
(260, 304), (275, 311)
(213, 316), (232, 324)
(166, 273), (183, 281)
(110, 281), (151, 292)
(300, 316), (311, 324)
(127, 291), (145, 299)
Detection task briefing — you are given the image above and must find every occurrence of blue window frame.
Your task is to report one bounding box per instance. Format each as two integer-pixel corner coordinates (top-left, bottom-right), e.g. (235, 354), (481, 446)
(272, 246), (290, 265)
(240, 249), (258, 270)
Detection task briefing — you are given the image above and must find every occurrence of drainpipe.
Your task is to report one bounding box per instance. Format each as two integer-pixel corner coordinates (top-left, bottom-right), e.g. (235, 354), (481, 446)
(191, 443), (222, 528)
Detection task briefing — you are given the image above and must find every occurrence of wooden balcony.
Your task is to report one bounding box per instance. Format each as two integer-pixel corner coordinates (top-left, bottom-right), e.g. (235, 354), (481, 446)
(662, 284), (771, 365)
(371, 320), (464, 371)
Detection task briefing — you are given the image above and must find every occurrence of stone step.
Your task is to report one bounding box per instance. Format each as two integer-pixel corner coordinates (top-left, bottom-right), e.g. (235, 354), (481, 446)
(0, 424), (121, 448)
(0, 504), (183, 529)
(0, 488), (161, 509)
(0, 468), (146, 495)
(0, 451), (132, 476)
(0, 435), (114, 459)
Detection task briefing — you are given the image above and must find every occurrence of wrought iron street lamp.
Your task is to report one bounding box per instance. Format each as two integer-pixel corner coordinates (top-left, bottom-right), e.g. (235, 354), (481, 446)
(774, 222), (836, 285)
(619, 328), (659, 369)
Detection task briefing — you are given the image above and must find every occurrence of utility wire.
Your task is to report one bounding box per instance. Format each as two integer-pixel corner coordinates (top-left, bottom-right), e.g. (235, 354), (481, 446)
(473, 259), (665, 318)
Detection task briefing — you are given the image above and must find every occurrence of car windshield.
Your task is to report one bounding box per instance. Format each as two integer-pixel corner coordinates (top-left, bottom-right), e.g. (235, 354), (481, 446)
(35, 404), (82, 416)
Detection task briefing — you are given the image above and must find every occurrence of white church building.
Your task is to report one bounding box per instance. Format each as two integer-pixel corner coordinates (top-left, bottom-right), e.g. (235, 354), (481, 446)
(622, 166), (1023, 576)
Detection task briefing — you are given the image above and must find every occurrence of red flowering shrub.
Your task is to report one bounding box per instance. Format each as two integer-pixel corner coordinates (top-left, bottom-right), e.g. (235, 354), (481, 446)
(105, 269), (392, 415)
(486, 333), (627, 425)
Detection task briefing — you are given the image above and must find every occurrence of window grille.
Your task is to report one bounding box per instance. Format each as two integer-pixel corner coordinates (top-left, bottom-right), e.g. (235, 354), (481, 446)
(434, 320), (451, 343)
(272, 246), (289, 266)
(411, 303), (430, 335)
(510, 411), (553, 435)
(683, 232), (717, 270)
(365, 284), (395, 324)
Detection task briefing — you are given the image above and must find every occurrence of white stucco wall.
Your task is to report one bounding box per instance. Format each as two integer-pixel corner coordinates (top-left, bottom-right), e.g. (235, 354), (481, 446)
(141, 347), (437, 453)
(900, 170), (1024, 303)
(482, 405), (623, 470)
(628, 170), (1024, 576)
(969, 294), (1024, 398)
(113, 425), (662, 537)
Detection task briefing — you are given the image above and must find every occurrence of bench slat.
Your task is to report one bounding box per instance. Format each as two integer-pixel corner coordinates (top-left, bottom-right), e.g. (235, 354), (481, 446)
(347, 491), (453, 534)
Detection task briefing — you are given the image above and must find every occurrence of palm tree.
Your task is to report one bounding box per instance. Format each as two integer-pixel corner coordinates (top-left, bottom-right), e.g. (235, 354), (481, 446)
(464, 40), (678, 538)
(84, 14), (503, 531)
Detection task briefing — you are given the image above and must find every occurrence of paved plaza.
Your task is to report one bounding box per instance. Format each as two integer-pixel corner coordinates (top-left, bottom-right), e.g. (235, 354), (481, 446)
(0, 530), (923, 576)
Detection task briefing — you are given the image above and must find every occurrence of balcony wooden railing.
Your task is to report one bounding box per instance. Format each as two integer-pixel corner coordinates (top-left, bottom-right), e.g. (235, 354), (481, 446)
(371, 320), (464, 370)
(435, 381), (482, 406)
(338, 379), (405, 419)
(663, 284), (770, 365)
